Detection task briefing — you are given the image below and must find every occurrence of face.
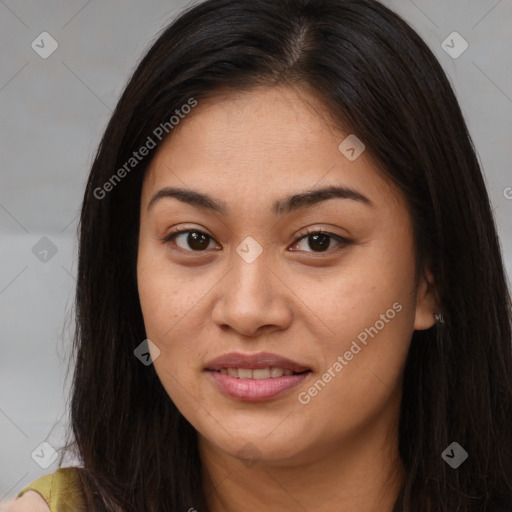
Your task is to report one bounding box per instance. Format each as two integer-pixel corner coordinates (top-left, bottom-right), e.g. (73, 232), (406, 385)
(137, 85), (436, 467)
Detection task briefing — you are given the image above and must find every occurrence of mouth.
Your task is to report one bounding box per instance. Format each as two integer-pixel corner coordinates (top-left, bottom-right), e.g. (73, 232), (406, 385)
(204, 352), (313, 401)
(208, 367), (311, 379)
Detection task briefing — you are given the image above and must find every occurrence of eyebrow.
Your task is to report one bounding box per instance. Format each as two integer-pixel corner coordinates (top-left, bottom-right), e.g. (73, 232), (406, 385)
(147, 185), (373, 215)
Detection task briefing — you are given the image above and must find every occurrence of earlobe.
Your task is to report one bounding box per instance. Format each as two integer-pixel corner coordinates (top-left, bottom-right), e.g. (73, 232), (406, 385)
(413, 268), (440, 331)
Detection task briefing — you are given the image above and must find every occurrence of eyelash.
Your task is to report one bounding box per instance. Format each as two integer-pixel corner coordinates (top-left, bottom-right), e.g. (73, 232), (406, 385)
(161, 227), (352, 255)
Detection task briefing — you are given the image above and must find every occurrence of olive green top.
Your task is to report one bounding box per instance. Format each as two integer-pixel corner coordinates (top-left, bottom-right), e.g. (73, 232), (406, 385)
(17, 467), (85, 512)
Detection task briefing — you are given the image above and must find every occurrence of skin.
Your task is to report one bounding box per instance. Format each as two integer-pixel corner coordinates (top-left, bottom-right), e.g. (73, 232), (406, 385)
(8, 491), (51, 512)
(137, 85), (437, 512)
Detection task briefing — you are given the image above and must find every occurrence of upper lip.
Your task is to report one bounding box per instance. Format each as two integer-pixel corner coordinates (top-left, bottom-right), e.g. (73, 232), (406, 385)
(204, 352), (311, 373)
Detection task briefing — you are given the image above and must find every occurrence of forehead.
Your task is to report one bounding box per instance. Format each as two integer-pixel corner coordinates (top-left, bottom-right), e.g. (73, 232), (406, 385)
(142, 85), (402, 212)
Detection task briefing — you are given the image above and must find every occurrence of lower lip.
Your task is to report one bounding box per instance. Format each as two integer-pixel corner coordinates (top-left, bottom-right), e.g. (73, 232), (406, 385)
(206, 370), (311, 402)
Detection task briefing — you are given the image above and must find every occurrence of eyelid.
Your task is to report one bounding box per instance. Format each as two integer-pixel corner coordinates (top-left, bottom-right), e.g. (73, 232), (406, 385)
(161, 225), (352, 254)
(161, 225), (219, 253)
(292, 227), (352, 252)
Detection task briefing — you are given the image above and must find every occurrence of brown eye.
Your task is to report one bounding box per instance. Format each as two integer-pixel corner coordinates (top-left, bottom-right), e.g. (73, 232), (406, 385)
(290, 230), (350, 253)
(164, 229), (217, 252)
(305, 233), (330, 252)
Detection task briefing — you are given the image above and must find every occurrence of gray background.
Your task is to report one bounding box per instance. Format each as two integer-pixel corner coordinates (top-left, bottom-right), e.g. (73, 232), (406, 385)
(1, 0), (511, 505)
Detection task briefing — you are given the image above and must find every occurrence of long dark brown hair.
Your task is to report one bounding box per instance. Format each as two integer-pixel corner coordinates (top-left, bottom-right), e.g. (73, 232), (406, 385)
(58, 0), (512, 510)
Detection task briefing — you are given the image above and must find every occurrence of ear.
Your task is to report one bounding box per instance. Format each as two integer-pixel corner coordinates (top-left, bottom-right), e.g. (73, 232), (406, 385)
(414, 268), (439, 331)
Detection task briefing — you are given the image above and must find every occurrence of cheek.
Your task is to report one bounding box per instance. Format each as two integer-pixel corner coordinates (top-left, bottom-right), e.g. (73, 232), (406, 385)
(295, 290), (414, 443)
(137, 269), (200, 351)
(136, 240), (221, 396)
(137, 255), (204, 413)
(295, 233), (417, 351)
(137, 234), (203, 331)
(137, 243), (190, 356)
(295, 232), (417, 413)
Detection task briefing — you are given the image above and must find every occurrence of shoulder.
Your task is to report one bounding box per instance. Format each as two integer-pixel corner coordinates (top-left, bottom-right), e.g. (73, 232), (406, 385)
(8, 467), (84, 512)
(2, 491), (50, 512)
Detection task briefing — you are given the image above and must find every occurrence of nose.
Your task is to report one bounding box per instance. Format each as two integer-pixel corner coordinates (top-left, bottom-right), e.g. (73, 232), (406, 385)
(211, 252), (293, 338)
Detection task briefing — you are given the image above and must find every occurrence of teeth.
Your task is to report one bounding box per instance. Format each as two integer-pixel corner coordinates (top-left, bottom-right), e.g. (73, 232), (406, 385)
(217, 367), (300, 379)
(270, 367), (284, 378)
(238, 368), (252, 379)
(252, 368), (270, 379)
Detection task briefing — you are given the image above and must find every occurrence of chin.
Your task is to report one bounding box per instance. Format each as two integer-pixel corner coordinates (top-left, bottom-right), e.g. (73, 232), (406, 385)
(199, 422), (308, 464)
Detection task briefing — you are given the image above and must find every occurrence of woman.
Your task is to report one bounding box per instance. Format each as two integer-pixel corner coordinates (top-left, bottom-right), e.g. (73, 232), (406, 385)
(9, 0), (512, 510)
